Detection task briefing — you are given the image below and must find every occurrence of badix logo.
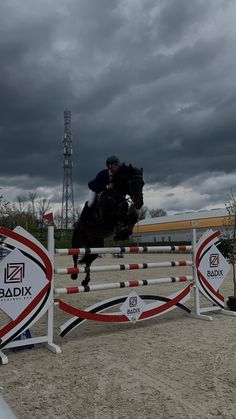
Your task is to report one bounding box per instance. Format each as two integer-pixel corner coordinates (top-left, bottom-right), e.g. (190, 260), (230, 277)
(0, 262), (32, 299)
(129, 296), (137, 307)
(5, 262), (25, 283)
(207, 253), (223, 278)
(120, 291), (145, 322)
(209, 254), (219, 268)
(0, 236), (49, 321)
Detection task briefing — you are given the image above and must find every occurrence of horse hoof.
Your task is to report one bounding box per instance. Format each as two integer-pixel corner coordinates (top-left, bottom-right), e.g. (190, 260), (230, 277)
(81, 279), (90, 287)
(71, 273), (78, 280)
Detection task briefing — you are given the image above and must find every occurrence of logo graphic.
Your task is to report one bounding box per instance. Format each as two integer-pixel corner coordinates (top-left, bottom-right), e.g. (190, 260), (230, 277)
(129, 296), (137, 307)
(120, 291), (145, 322)
(4, 263), (25, 284)
(198, 241), (231, 303)
(209, 254), (219, 268)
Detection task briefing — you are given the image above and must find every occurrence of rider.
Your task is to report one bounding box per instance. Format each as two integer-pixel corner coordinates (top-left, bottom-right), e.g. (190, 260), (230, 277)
(79, 156), (120, 222)
(88, 155), (120, 207)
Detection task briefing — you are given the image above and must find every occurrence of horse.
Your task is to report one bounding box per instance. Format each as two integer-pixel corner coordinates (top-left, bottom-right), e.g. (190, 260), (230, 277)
(71, 163), (144, 285)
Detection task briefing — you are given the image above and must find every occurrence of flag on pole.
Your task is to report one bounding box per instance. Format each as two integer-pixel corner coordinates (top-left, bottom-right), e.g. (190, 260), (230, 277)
(43, 212), (54, 224)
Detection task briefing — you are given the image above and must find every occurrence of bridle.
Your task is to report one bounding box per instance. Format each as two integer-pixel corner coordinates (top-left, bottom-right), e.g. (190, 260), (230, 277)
(105, 165), (144, 210)
(126, 170), (144, 209)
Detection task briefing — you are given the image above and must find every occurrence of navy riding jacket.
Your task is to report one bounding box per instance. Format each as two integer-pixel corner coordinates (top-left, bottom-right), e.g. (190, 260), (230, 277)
(88, 169), (111, 193)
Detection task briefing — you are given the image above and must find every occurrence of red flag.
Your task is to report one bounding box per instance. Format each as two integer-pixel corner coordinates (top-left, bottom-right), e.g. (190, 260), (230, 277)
(43, 212), (54, 223)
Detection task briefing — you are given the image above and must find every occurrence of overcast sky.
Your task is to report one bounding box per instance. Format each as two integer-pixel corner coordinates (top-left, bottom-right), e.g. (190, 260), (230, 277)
(1, 0), (236, 215)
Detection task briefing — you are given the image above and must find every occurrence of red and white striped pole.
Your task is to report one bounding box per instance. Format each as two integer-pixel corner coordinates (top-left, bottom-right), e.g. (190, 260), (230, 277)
(55, 275), (193, 295)
(55, 260), (193, 275)
(55, 245), (192, 256)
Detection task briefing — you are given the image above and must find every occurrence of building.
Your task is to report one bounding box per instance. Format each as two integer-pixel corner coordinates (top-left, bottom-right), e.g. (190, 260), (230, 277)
(132, 208), (230, 244)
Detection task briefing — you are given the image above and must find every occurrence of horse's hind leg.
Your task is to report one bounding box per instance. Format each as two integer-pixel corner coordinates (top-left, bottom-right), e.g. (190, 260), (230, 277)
(81, 263), (91, 287)
(81, 273), (90, 287)
(80, 254), (99, 286)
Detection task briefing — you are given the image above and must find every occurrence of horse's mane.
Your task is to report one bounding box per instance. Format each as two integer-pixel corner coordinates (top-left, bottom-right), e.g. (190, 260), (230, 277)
(114, 162), (128, 176)
(112, 162), (140, 183)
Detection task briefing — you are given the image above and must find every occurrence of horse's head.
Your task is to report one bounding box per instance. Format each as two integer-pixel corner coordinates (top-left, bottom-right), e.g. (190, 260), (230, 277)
(113, 163), (144, 210)
(127, 165), (144, 209)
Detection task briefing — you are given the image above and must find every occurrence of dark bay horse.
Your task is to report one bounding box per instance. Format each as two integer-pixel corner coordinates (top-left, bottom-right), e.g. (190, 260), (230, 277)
(71, 163), (144, 285)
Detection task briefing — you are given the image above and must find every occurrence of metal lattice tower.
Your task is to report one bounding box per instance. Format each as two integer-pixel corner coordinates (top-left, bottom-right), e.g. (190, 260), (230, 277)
(61, 110), (75, 229)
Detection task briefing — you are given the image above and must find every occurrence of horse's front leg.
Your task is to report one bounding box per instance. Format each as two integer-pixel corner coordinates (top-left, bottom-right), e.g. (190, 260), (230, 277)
(71, 254), (78, 280)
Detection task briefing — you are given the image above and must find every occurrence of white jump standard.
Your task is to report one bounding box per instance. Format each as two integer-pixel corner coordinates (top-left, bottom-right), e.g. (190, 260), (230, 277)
(0, 226), (61, 365)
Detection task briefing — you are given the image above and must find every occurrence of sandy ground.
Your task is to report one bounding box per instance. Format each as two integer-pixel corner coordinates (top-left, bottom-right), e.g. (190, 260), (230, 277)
(1, 252), (236, 419)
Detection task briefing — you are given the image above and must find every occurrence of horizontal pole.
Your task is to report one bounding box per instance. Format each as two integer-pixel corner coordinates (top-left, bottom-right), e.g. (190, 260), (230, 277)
(54, 275), (193, 295)
(55, 260), (193, 275)
(55, 245), (192, 256)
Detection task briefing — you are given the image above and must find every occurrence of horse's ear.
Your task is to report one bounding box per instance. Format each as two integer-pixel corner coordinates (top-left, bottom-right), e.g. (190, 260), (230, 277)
(140, 167), (143, 174)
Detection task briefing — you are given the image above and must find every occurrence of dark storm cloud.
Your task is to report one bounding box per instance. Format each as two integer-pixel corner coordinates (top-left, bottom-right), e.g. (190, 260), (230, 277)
(0, 0), (236, 211)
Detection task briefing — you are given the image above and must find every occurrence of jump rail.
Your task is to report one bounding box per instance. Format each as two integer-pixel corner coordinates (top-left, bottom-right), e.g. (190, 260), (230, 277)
(55, 260), (193, 275)
(55, 245), (192, 256)
(55, 275), (193, 295)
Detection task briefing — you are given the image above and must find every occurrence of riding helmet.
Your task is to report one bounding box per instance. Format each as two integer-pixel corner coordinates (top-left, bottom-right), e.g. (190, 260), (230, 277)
(106, 155), (120, 166)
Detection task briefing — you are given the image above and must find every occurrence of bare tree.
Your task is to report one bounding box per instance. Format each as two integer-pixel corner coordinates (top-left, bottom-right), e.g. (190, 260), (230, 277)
(0, 195), (12, 220)
(74, 207), (82, 221)
(37, 198), (51, 225)
(28, 192), (37, 219)
(54, 212), (62, 229)
(16, 194), (27, 213)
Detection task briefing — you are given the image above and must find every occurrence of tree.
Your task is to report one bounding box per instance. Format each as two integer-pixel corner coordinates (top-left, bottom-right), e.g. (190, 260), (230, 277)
(74, 207), (82, 221)
(224, 191), (236, 297)
(28, 192), (37, 220)
(137, 206), (167, 221)
(137, 206), (148, 221)
(16, 194), (27, 213)
(37, 198), (51, 226)
(149, 208), (167, 218)
(0, 194), (13, 227)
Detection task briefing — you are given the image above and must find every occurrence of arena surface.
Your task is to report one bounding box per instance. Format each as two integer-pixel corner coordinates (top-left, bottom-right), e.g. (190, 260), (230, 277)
(1, 252), (236, 419)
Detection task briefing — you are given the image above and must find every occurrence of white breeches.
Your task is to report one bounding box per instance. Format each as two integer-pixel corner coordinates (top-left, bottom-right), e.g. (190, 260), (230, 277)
(87, 190), (96, 207)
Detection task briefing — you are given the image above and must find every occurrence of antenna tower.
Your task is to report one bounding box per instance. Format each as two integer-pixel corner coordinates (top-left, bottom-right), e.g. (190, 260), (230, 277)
(61, 109), (75, 229)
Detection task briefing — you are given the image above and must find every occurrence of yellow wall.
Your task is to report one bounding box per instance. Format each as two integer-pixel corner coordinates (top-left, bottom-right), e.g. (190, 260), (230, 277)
(133, 215), (231, 234)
